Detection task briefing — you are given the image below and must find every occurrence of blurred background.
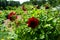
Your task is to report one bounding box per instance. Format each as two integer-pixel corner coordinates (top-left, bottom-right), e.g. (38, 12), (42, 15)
(0, 0), (60, 10)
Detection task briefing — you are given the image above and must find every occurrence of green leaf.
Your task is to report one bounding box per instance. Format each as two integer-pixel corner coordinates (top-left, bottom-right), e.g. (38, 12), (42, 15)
(47, 17), (53, 21)
(40, 34), (45, 39)
(44, 24), (51, 28)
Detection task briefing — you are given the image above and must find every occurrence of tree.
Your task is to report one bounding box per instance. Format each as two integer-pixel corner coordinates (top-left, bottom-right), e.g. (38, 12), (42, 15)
(0, 0), (7, 10)
(0, 0), (6, 1)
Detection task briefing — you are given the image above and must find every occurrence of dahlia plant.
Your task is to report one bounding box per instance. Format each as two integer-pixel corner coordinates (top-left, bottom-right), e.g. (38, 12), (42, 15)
(15, 8), (60, 40)
(0, 5), (60, 40)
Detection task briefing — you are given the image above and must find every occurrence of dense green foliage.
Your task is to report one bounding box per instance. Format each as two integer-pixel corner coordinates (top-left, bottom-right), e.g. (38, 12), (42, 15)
(0, 4), (60, 40)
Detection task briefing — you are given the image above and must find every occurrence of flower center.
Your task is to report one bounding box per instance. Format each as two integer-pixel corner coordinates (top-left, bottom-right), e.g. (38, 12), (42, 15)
(10, 15), (16, 21)
(30, 21), (35, 25)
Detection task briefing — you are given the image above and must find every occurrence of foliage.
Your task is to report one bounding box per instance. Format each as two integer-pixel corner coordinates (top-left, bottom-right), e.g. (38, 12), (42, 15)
(0, 4), (60, 40)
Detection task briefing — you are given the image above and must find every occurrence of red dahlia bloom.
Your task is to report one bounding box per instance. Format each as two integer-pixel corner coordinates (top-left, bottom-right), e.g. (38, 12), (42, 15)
(22, 5), (27, 11)
(8, 12), (17, 21)
(45, 5), (49, 9)
(27, 17), (39, 28)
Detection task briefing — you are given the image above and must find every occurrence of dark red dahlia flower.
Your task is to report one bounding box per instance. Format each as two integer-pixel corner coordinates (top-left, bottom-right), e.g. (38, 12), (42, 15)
(27, 17), (39, 28)
(45, 5), (49, 9)
(22, 5), (27, 11)
(8, 12), (17, 21)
